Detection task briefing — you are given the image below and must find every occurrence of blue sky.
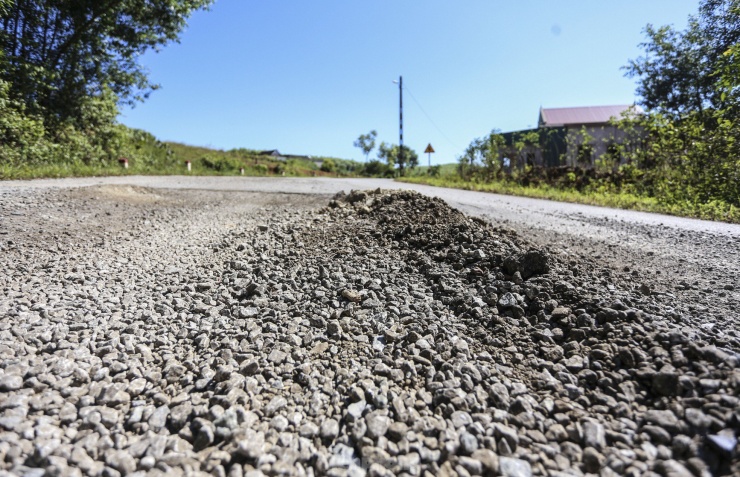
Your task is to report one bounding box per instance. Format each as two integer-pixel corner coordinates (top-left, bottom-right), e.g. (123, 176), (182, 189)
(120, 0), (697, 165)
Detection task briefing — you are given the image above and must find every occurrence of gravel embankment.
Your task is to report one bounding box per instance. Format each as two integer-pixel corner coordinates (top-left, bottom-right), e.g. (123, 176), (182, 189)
(0, 185), (737, 477)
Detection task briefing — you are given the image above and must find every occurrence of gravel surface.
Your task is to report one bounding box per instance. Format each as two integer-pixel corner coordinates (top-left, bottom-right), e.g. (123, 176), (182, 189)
(0, 183), (737, 477)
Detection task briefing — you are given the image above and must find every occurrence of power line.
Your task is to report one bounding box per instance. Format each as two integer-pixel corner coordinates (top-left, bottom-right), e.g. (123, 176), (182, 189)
(403, 84), (461, 150)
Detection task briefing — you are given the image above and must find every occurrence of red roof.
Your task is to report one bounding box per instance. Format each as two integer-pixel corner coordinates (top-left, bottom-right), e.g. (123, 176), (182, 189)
(539, 105), (642, 127)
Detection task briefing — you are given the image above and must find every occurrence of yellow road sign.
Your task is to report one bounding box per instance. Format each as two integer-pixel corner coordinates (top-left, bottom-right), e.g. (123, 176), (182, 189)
(424, 143), (435, 154)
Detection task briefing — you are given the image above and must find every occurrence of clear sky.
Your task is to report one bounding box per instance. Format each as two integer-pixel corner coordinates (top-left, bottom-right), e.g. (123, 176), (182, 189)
(119, 0), (698, 165)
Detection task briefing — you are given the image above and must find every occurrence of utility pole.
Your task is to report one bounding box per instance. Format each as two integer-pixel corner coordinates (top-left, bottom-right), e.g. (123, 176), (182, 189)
(398, 75), (404, 175)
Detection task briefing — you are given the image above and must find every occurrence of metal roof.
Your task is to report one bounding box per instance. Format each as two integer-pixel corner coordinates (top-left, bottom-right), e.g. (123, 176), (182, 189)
(539, 105), (642, 127)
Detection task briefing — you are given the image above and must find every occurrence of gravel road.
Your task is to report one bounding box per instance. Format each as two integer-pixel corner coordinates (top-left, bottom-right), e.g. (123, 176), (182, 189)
(0, 178), (737, 477)
(5, 176), (739, 325)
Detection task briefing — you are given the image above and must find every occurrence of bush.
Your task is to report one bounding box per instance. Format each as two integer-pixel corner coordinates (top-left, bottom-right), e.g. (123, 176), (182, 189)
(200, 154), (243, 172)
(320, 158), (337, 173)
(362, 160), (393, 177)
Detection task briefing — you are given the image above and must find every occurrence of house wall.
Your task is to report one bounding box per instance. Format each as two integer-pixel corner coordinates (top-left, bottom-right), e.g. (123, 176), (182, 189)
(500, 122), (639, 169)
(563, 124), (633, 167)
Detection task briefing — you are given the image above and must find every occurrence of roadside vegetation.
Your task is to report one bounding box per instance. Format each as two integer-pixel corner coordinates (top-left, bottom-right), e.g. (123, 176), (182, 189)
(2, 1), (738, 225)
(0, 1), (363, 181)
(404, 0), (740, 223)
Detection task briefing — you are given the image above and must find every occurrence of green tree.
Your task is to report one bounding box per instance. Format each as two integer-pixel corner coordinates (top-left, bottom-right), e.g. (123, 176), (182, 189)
(377, 141), (394, 167)
(619, 0), (740, 209)
(377, 142), (417, 175)
(457, 130), (505, 180)
(457, 137), (483, 180)
(482, 130), (506, 178)
(353, 130), (377, 161)
(625, 0), (740, 120)
(0, 0), (213, 127)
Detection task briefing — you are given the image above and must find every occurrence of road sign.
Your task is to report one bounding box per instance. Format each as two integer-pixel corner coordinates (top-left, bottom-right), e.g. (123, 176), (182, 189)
(424, 143), (435, 167)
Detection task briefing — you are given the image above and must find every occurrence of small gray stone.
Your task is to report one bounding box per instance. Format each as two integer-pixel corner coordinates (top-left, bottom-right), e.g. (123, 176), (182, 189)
(365, 411), (390, 439)
(240, 360), (259, 376)
(320, 418), (340, 441)
(451, 411), (473, 429)
(498, 293), (517, 308)
(0, 374), (23, 391)
(471, 449), (499, 474)
(105, 450), (137, 475)
(656, 459), (694, 477)
(148, 405), (169, 430)
(387, 421), (408, 442)
(236, 434), (264, 459)
(270, 415), (289, 432)
(267, 349), (287, 364)
(97, 383), (131, 406)
(239, 306), (260, 318)
(652, 371), (679, 396)
(347, 400), (366, 421)
(459, 432), (478, 455)
(499, 456), (532, 477)
(494, 423), (519, 451)
(582, 447), (605, 473)
(582, 420), (606, 450)
(265, 396), (287, 416)
(643, 409), (679, 433)
(299, 422), (318, 438)
(707, 432), (737, 458)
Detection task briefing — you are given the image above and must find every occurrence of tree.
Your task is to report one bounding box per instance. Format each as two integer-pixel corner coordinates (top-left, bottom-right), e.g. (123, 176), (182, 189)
(482, 130), (506, 177)
(624, 0), (740, 120)
(457, 130), (506, 180)
(618, 0), (740, 210)
(377, 141), (395, 167)
(353, 130), (377, 161)
(377, 141), (418, 176)
(0, 0), (213, 127)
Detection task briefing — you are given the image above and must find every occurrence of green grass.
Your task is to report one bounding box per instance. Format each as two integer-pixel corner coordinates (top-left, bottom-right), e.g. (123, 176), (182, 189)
(398, 175), (740, 224)
(0, 135), (361, 180)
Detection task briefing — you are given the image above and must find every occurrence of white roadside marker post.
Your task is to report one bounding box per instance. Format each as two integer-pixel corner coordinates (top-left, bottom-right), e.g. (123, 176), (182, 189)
(119, 158), (129, 169)
(186, 160), (191, 172)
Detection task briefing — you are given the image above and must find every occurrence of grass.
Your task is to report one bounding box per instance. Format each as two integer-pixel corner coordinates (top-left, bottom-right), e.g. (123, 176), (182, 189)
(0, 137), (360, 180)
(398, 175), (740, 224)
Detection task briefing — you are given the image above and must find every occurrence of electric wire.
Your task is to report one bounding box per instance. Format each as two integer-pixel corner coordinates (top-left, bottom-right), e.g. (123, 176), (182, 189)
(403, 84), (461, 150)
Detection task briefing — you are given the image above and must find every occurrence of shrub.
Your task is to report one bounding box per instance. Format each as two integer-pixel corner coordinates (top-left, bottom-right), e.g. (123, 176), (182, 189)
(320, 158), (337, 173)
(362, 160), (393, 177)
(200, 154), (242, 172)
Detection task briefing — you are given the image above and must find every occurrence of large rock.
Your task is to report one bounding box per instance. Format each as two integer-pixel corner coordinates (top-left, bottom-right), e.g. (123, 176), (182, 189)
(503, 249), (550, 279)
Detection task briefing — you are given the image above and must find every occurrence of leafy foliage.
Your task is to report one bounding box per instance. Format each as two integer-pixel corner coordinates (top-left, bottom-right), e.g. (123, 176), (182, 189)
(1, 0), (213, 126)
(377, 142), (418, 175)
(457, 130), (505, 180)
(353, 130), (377, 161)
(625, 0), (739, 120)
(201, 154), (243, 172)
(618, 0), (740, 209)
(361, 159), (393, 178)
(320, 158), (336, 172)
(450, 0), (739, 220)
